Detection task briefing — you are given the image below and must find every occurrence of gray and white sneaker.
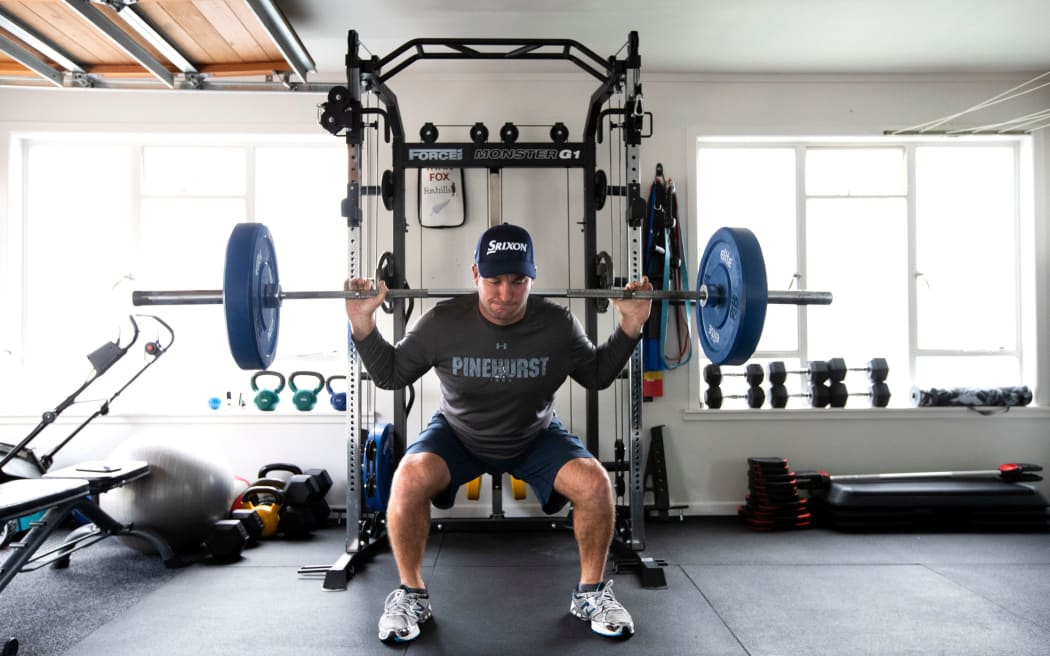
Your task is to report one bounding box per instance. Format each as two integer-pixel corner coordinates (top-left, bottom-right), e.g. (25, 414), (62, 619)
(569, 579), (635, 638)
(378, 587), (432, 642)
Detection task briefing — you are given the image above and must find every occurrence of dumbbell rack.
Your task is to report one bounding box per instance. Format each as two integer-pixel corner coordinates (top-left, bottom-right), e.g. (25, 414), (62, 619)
(312, 29), (667, 591)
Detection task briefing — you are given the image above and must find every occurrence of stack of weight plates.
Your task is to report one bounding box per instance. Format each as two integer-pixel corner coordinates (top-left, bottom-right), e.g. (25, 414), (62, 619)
(738, 457), (812, 530)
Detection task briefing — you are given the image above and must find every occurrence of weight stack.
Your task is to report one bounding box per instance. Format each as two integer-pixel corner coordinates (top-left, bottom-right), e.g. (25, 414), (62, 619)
(738, 457), (812, 530)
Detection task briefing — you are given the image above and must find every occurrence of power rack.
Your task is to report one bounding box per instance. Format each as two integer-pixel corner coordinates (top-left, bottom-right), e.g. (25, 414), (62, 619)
(308, 30), (667, 590)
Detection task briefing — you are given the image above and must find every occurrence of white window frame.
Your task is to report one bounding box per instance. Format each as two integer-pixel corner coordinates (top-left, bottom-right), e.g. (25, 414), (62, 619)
(691, 135), (1034, 408)
(2, 131), (349, 417)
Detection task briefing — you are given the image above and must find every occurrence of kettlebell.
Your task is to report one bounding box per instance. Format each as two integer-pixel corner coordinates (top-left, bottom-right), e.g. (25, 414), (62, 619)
(240, 485), (285, 538)
(251, 371), (285, 411)
(289, 371), (324, 412)
(326, 375), (347, 411)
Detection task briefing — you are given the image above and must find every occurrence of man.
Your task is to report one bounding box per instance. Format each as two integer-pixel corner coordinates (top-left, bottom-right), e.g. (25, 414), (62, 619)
(345, 223), (652, 643)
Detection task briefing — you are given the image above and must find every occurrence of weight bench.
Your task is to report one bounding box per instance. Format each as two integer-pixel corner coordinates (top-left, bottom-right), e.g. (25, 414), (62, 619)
(0, 460), (177, 596)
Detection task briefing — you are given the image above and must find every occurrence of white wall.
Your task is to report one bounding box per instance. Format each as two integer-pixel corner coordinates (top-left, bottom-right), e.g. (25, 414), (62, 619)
(1, 71), (1049, 515)
(643, 74), (1050, 511)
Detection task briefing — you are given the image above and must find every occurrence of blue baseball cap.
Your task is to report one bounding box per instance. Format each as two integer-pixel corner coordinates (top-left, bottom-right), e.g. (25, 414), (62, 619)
(474, 223), (537, 279)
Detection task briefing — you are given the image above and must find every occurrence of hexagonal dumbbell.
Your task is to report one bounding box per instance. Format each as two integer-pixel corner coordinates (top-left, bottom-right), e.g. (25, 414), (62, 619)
(302, 467), (333, 528)
(703, 363), (765, 387)
(829, 381), (892, 408)
(767, 361), (830, 386)
(256, 464), (332, 537)
(257, 464), (332, 531)
(826, 358), (889, 383)
(230, 508), (265, 546)
(204, 519), (249, 562)
(705, 385), (766, 409)
(769, 382), (831, 408)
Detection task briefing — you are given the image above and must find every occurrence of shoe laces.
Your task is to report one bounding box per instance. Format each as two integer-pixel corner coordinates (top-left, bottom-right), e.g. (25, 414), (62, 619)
(385, 589), (427, 620)
(583, 580), (626, 617)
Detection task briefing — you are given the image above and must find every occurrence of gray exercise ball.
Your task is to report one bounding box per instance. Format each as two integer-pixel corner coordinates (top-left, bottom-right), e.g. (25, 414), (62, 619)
(101, 433), (235, 554)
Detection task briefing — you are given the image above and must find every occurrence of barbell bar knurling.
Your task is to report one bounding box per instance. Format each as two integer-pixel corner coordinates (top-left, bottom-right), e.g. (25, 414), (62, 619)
(131, 287), (832, 306)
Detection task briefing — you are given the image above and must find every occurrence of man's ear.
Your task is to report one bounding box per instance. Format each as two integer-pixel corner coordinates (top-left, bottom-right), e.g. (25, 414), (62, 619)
(471, 264), (480, 284)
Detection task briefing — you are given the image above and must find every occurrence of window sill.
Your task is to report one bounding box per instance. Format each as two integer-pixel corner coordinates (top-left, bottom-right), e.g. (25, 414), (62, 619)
(0, 412), (371, 426)
(680, 405), (1050, 422)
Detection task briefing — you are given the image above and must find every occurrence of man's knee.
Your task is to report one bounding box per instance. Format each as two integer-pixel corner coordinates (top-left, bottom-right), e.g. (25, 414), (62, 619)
(392, 452), (451, 501)
(556, 457), (613, 508)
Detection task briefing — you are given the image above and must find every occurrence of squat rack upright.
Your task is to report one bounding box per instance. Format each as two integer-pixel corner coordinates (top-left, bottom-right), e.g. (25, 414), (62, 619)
(311, 30), (667, 589)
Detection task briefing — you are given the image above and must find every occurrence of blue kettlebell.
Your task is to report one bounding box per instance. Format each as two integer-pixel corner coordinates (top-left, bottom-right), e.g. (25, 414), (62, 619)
(326, 374), (347, 411)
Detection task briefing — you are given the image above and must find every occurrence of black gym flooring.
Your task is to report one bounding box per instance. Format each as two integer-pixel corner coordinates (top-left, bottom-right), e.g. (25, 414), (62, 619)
(2, 517), (1049, 655)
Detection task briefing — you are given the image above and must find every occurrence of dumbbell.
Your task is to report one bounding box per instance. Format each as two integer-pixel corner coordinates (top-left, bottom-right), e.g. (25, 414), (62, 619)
(258, 463), (331, 499)
(826, 357), (889, 383)
(705, 385), (765, 409)
(230, 508), (265, 546)
(829, 381), (892, 408)
(306, 467), (333, 528)
(204, 519), (249, 561)
(767, 361), (830, 385)
(769, 382), (831, 408)
(257, 465), (332, 535)
(703, 363), (764, 387)
(258, 463), (332, 530)
(253, 476), (318, 538)
(304, 467), (333, 496)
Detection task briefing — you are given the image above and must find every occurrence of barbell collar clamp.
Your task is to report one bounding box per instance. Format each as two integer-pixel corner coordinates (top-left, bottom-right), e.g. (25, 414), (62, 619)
(132, 287), (832, 306)
(698, 283), (713, 308)
(264, 284), (282, 308)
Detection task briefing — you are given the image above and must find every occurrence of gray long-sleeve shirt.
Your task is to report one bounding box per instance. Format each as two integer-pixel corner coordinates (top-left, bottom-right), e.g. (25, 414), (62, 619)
(353, 294), (639, 460)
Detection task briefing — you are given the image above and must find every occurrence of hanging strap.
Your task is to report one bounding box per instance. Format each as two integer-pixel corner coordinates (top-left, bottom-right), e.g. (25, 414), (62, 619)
(642, 175), (670, 375)
(643, 173), (692, 372)
(663, 179), (692, 369)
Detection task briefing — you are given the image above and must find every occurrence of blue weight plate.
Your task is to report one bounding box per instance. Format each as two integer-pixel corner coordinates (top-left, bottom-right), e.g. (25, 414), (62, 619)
(696, 227), (768, 365)
(363, 423), (396, 512)
(224, 223), (281, 370)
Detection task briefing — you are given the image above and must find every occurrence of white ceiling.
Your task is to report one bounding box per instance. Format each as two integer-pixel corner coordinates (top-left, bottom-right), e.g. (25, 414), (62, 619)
(285, 0), (1050, 81)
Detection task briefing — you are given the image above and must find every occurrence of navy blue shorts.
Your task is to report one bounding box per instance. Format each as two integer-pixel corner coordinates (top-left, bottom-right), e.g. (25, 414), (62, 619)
(405, 413), (593, 514)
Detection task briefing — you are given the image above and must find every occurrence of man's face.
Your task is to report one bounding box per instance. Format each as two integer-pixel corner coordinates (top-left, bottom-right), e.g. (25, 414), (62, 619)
(472, 266), (532, 325)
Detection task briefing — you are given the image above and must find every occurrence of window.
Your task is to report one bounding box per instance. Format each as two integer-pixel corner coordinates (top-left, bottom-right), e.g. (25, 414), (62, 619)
(22, 143), (135, 387)
(696, 137), (1030, 407)
(6, 135), (348, 414)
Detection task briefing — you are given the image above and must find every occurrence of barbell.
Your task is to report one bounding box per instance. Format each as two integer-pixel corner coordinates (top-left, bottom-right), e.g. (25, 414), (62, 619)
(131, 223), (832, 370)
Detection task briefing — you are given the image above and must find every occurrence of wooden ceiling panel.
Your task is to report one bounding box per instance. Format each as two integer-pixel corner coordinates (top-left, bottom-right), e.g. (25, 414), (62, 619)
(132, 2), (209, 64)
(92, 2), (174, 69)
(193, 0), (269, 62)
(0, 55), (32, 77)
(225, 0), (282, 61)
(145, 1), (238, 63)
(4, 0), (128, 65)
(0, 0), (301, 85)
